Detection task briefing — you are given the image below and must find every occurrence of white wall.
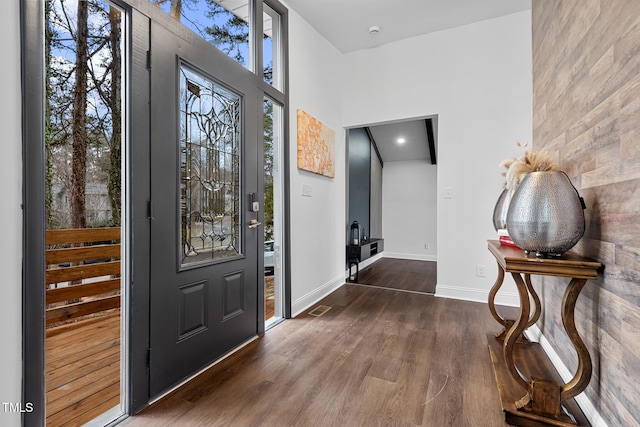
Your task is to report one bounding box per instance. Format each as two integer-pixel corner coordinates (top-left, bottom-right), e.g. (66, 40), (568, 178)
(285, 5), (346, 315)
(0, 1), (23, 426)
(342, 11), (533, 306)
(382, 160), (437, 261)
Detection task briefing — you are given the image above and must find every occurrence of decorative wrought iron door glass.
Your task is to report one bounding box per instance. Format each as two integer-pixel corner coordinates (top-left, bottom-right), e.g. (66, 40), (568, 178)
(180, 65), (242, 267)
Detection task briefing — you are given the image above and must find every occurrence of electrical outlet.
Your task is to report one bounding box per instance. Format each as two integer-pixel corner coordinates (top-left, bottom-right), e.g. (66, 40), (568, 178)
(424, 243), (430, 250)
(476, 264), (486, 277)
(302, 184), (312, 197)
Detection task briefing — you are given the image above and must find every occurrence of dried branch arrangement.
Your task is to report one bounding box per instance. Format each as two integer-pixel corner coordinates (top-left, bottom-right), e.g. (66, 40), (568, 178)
(500, 142), (558, 189)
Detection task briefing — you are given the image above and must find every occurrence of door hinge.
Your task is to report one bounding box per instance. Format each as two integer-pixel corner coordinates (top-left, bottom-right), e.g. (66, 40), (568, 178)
(147, 198), (154, 220)
(146, 50), (151, 69)
(146, 348), (151, 367)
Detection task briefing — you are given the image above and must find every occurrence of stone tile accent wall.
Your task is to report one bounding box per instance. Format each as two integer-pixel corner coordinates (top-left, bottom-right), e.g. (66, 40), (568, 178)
(532, 1), (640, 425)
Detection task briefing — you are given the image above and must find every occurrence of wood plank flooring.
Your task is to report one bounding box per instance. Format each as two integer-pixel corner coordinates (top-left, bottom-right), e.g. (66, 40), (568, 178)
(355, 258), (437, 294)
(46, 312), (121, 426)
(122, 283), (517, 426)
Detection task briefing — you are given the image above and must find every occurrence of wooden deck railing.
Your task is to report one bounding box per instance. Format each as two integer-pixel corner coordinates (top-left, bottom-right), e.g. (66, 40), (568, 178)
(45, 227), (121, 328)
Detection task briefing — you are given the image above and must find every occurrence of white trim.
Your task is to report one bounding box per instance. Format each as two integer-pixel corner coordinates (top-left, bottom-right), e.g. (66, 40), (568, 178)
(526, 325), (608, 427)
(382, 252), (437, 262)
(358, 252), (383, 269)
(435, 283), (519, 307)
(291, 273), (345, 317)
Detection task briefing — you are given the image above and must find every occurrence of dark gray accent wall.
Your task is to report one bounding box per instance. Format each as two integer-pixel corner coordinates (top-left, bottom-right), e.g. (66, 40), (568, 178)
(348, 128), (384, 243)
(348, 128), (371, 241)
(370, 147), (382, 238)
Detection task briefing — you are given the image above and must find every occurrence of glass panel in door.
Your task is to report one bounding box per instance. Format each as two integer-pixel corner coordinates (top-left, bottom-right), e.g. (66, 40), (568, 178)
(180, 67), (242, 267)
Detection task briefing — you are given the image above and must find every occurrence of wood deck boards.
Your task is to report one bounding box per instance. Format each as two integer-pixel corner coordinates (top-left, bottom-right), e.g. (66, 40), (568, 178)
(46, 313), (121, 426)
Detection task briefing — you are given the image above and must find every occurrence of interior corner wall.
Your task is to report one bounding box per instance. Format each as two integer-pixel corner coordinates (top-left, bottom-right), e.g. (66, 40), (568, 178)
(286, 6), (346, 316)
(532, 1), (640, 425)
(341, 11), (532, 305)
(0, 2), (23, 426)
(382, 161), (437, 261)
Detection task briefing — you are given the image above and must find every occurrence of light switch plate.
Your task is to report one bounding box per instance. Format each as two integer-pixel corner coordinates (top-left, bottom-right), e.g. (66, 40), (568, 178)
(444, 186), (453, 199)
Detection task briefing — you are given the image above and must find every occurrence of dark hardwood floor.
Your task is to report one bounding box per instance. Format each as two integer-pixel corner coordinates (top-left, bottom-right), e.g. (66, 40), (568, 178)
(355, 257), (437, 294)
(122, 280), (517, 426)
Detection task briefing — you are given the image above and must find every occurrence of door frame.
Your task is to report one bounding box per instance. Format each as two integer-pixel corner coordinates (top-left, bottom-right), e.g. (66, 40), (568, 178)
(127, 0), (291, 413)
(21, 0), (47, 423)
(21, 0), (291, 421)
(22, 0), (133, 424)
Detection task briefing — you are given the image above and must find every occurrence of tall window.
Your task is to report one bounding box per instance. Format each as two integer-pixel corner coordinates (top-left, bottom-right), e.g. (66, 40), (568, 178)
(150, 0), (252, 69)
(44, 1), (125, 425)
(46, 0), (123, 229)
(149, 0), (284, 83)
(263, 3), (282, 89)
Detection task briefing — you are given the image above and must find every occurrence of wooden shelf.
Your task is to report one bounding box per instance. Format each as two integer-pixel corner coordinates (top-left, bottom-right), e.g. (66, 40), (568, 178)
(487, 335), (589, 427)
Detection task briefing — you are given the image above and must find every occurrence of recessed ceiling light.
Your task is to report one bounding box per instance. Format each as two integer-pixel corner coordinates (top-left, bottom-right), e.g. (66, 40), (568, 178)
(368, 25), (380, 35)
(397, 138), (406, 144)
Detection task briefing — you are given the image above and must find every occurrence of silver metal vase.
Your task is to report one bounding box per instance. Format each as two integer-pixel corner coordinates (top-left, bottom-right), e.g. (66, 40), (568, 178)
(492, 188), (513, 231)
(506, 171), (585, 257)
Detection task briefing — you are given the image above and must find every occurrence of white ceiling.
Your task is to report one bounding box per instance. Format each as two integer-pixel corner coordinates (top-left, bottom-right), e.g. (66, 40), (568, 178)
(284, 0), (531, 54)
(368, 118), (437, 164)
(207, 2), (532, 163)
(293, 0), (531, 162)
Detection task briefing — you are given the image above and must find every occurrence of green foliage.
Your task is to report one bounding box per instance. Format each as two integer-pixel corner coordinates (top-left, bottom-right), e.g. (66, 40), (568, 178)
(46, 0), (122, 229)
(263, 182), (274, 241)
(264, 100), (274, 176)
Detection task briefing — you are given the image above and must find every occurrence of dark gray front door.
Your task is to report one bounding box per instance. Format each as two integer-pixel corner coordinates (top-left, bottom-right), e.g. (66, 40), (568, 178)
(149, 20), (260, 398)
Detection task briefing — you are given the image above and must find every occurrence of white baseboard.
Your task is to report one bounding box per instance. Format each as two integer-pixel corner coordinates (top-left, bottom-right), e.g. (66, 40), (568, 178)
(525, 325), (608, 427)
(358, 253), (383, 270)
(382, 252), (437, 262)
(435, 283), (520, 307)
(291, 273), (345, 318)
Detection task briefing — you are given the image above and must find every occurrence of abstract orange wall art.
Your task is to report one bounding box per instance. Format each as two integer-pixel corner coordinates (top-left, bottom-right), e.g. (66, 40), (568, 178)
(297, 109), (335, 178)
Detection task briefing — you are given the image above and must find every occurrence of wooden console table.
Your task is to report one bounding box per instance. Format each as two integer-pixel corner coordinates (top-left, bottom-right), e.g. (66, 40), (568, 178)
(487, 240), (601, 427)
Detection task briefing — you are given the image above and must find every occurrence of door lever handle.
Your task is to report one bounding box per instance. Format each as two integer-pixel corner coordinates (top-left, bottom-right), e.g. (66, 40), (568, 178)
(248, 219), (262, 229)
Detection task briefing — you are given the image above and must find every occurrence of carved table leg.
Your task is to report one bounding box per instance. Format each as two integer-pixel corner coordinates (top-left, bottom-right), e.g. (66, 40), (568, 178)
(488, 261), (507, 328)
(524, 274), (542, 328)
(489, 264), (539, 342)
(560, 278), (592, 402)
(503, 272), (532, 407)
